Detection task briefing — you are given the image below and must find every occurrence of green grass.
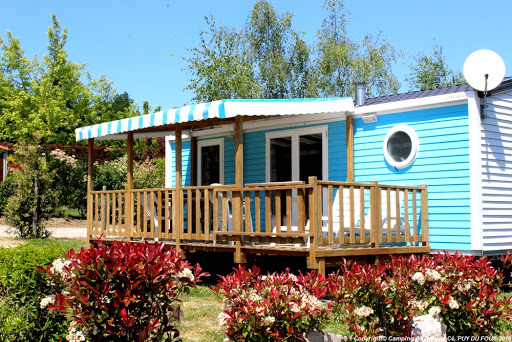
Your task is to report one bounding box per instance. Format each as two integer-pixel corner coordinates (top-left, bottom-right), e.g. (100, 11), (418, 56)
(60, 208), (85, 219)
(178, 286), (225, 342)
(27, 238), (86, 252)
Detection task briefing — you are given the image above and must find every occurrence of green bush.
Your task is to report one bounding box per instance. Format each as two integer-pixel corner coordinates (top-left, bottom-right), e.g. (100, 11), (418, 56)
(94, 155), (127, 191)
(0, 244), (69, 341)
(134, 157), (165, 189)
(0, 174), (15, 216)
(47, 151), (87, 218)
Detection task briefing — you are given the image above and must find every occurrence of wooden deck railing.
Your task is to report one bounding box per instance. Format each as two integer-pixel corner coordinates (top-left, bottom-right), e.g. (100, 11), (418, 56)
(87, 178), (429, 253)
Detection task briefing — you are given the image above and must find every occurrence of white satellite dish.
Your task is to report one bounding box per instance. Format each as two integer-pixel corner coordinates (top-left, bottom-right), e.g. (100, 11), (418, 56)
(463, 49), (505, 92)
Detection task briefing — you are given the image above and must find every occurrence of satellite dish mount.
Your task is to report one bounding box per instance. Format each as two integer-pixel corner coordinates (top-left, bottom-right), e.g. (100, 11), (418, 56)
(463, 50), (506, 119)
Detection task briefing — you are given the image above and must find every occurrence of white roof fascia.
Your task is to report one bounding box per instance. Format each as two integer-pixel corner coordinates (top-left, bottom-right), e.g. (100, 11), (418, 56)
(353, 91), (469, 117)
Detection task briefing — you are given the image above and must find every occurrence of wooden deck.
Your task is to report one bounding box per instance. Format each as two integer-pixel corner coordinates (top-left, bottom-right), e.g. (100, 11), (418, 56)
(87, 178), (430, 273)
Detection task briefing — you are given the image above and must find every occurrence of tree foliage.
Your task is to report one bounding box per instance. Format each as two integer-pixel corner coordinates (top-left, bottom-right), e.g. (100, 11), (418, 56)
(4, 142), (60, 238)
(0, 14), (136, 145)
(407, 42), (465, 91)
(184, 0), (401, 101)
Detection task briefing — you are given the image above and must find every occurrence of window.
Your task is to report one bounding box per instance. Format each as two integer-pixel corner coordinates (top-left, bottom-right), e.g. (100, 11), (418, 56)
(383, 124), (419, 169)
(197, 139), (224, 185)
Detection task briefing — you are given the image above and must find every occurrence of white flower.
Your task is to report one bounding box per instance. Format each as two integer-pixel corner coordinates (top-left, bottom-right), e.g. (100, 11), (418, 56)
(425, 269), (441, 281)
(218, 312), (230, 327)
(354, 305), (374, 317)
(222, 298), (231, 310)
(428, 306), (441, 317)
(177, 268), (195, 281)
(457, 280), (472, 292)
(412, 272), (425, 285)
(66, 327), (85, 342)
(247, 292), (262, 302)
(409, 299), (429, 311)
(301, 294), (321, 310)
(289, 274), (298, 282)
(50, 258), (72, 279)
(448, 296), (459, 309)
(290, 303), (301, 313)
(263, 316), (275, 326)
(40, 294), (56, 309)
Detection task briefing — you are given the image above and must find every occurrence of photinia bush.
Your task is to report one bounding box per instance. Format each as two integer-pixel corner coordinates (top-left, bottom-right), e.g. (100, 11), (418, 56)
(327, 252), (512, 337)
(327, 258), (417, 337)
(214, 265), (330, 342)
(38, 240), (208, 342)
(406, 252), (512, 336)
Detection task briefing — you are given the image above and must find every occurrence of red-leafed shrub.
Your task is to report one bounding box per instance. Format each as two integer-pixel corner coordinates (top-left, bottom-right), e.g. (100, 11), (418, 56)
(38, 240), (208, 342)
(214, 265), (330, 342)
(327, 252), (512, 337)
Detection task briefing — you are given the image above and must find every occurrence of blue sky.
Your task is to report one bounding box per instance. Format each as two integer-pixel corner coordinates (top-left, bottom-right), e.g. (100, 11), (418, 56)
(1, 0), (511, 112)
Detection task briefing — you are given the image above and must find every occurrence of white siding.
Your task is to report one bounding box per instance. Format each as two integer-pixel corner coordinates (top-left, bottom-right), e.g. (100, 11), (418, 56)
(481, 90), (512, 253)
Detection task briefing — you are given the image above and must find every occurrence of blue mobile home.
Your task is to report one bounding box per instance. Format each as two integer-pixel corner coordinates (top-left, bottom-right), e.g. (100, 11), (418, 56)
(161, 81), (512, 256)
(75, 79), (512, 271)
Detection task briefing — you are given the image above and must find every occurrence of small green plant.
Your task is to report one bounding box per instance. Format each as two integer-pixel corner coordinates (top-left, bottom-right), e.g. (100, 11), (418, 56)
(39, 240), (208, 341)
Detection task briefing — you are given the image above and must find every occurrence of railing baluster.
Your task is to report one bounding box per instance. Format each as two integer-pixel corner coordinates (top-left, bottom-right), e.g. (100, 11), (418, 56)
(339, 186), (344, 244)
(327, 185), (333, 245)
(265, 191), (271, 234)
(359, 187), (365, 244)
(204, 189), (210, 240)
(403, 190), (410, 243)
(349, 186), (355, 244)
(275, 190), (281, 231)
(255, 190), (261, 233)
(195, 189), (201, 238)
(222, 192), (228, 233)
(412, 190), (418, 243)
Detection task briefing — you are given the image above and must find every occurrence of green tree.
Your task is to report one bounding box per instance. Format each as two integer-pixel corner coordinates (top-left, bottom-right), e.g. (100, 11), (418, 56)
(184, 0), (399, 101)
(184, 15), (259, 103)
(4, 142), (60, 238)
(407, 42), (465, 91)
(0, 14), (136, 145)
(316, 0), (400, 98)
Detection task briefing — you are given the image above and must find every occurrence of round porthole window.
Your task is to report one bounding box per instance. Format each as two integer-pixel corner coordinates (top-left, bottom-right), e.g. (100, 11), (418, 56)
(383, 124), (419, 169)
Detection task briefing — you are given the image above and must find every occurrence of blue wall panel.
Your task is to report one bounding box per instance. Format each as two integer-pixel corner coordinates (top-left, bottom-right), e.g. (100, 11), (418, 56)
(170, 140), (192, 187)
(353, 104), (471, 251)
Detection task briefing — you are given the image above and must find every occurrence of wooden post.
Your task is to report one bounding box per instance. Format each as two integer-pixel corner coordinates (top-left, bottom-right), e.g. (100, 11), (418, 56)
(420, 184), (429, 247)
(126, 133), (134, 241)
(346, 115), (354, 182)
(307, 176), (320, 270)
(175, 125), (183, 252)
(87, 138), (94, 247)
(190, 137), (197, 186)
(370, 181), (380, 248)
(233, 116), (246, 263)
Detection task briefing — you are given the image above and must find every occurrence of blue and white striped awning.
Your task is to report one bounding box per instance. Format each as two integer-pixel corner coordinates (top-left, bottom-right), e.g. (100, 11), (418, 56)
(75, 97), (354, 141)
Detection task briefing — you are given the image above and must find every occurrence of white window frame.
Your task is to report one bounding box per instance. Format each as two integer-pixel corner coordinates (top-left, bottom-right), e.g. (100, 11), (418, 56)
(382, 124), (420, 169)
(265, 126), (328, 183)
(197, 138), (224, 186)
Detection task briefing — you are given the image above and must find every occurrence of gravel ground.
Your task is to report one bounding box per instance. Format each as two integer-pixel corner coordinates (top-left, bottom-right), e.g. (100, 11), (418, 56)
(0, 218), (87, 239)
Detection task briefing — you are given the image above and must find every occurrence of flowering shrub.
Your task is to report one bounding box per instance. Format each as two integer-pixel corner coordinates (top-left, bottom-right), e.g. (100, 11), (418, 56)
(38, 240), (208, 342)
(215, 265), (330, 341)
(327, 258), (417, 337)
(327, 252), (512, 337)
(406, 252), (512, 336)
(133, 157), (165, 189)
